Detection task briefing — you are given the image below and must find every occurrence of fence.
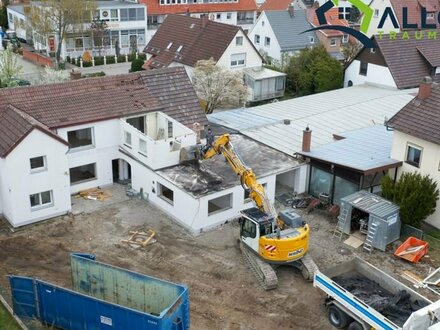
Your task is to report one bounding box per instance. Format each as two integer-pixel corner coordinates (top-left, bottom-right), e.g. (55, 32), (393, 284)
(22, 49), (54, 68)
(401, 224), (440, 251)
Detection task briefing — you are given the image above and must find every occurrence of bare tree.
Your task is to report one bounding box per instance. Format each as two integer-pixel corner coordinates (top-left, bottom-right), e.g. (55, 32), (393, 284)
(0, 45), (22, 87)
(27, 0), (96, 67)
(90, 17), (108, 57)
(341, 42), (362, 64)
(192, 58), (248, 114)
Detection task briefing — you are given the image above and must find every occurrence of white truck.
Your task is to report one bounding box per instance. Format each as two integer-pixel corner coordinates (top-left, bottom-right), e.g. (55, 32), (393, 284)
(314, 257), (440, 330)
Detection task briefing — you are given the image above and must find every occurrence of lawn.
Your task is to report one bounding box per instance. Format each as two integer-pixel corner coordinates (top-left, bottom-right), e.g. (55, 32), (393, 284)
(0, 302), (21, 330)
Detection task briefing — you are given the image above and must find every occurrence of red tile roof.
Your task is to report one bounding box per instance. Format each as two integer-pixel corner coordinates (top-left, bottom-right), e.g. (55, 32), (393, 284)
(389, 0), (439, 30)
(0, 67), (207, 157)
(139, 0), (257, 15)
(387, 82), (440, 145)
(258, 0), (292, 12)
(144, 15), (256, 68)
(307, 7), (349, 37)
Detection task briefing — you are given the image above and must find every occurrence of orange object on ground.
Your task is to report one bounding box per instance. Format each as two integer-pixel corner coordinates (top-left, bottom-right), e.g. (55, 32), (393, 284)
(394, 237), (428, 263)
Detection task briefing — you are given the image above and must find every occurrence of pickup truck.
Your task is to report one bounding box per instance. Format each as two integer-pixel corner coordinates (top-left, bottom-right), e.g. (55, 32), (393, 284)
(314, 257), (440, 330)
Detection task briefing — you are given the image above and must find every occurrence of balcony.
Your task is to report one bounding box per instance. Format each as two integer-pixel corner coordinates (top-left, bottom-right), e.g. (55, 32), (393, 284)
(119, 112), (197, 170)
(237, 17), (254, 25)
(244, 67), (287, 102)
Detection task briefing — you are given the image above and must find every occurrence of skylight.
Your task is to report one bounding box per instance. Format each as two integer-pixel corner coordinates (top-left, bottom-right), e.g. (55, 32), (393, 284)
(177, 45), (183, 52)
(166, 42), (173, 50)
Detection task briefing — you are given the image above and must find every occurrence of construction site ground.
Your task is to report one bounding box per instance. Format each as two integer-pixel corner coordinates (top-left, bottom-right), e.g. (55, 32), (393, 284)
(0, 184), (438, 330)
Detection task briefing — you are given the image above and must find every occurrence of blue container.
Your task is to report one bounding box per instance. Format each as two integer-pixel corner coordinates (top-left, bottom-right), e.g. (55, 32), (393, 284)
(9, 253), (189, 330)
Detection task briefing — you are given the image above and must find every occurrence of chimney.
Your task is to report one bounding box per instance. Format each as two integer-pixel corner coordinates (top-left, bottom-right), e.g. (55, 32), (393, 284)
(288, 2), (295, 17)
(302, 126), (312, 152)
(192, 122), (201, 144)
(418, 76), (432, 100)
(201, 14), (209, 28)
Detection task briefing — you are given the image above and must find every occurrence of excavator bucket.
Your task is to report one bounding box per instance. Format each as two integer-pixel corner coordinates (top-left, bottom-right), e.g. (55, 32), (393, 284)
(179, 145), (201, 164)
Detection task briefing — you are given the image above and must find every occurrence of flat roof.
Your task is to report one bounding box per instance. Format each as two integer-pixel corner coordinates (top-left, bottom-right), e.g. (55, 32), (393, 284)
(208, 84), (416, 156)
(157, 134), (301, 197)
(298, 125), (402, 174)
(243, 67), (286, 80)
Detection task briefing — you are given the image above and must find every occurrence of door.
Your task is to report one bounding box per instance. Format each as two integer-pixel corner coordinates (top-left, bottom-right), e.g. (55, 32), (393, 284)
(240, 217), (259, 252)
(9, 276), (38, 318)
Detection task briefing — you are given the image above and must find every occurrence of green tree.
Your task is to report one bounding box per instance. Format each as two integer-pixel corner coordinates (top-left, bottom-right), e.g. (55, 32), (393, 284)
(0, 0), (9, 30)
(0, 45), (23, 87)
(130, 58), (145, 72)
(285, 46), (343, 96)
(381, 172), (439, 228)
(349, 6), (361, 23)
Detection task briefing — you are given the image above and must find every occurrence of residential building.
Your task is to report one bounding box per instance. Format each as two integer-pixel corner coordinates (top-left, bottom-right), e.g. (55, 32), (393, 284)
(139, 0), (257, 41)
(344, 32), (440, 89)
(367, 0), (438, 36)
(143, 14), (286, 102)
(306, 7), (351, 61)
(209, 84), (416, 195)
(248, 7), (317, 66)
(257, 0), (306, 14)
(7, 0), (147, 59)
(387, 78), (440, 229)
(6, 4), (27, 41)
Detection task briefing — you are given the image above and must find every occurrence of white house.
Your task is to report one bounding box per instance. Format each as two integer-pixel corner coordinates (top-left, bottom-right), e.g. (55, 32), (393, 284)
(249, 7), (317, 66)
(387, 79), (440, 229)
(344, 33), (440, 89)
(143, 14), (287, 102)
(6, 0), (148, 60)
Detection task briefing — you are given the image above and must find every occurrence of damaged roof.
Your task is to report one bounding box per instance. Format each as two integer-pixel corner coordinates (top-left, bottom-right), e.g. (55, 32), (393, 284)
(157, 134), (300, 197)
(0, 67), (207, 157)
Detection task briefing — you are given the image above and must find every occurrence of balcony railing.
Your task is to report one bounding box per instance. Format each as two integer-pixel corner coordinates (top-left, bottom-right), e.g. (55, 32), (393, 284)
(237, 17), (254, 24)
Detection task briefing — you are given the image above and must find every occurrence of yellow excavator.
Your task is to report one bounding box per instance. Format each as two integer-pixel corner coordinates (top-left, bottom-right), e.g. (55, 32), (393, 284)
(181, 133), (317, 290)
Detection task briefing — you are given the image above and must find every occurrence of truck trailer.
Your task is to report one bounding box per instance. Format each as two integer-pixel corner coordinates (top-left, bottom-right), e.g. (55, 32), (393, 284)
(314, 257), (440, 330)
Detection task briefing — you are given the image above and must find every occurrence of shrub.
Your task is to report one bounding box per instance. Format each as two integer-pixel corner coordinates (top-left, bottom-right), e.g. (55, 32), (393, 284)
(130, 58), (145, 72)
(94, 56), (104, 66)
(128, 53), (136, 62)
(117, 54), (126, 63)
(106, 56), (115, 64)
(82, 60), (92, 67)
(139, 53), (146, 60)
(66, 56), (71, 63)
(82, 51), (92, 63)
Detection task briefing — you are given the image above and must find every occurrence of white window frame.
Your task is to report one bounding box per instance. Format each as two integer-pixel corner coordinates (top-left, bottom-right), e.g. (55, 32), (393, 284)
(30, 190), (53, 211)
(30, 156), (47, 173)
(330, 38), (336, 46)
(69, 163), (97, 185)
(435, 67), (440, 75)
(309, 36), (314, 44)
(374, 9), (379, 17)
(427, 12), (435, 19)
(230, 53), (246, 67)
(139, 138), (147, 156)
(236, 36), (243, 46)
(405, 143), (423, 168)
(67, 127), (95, 152)
(342, 34), (349, 44)
(227, 12), (232, 19)
(208, 193), (233, 216)
(264, 36), (271, 47)
(124, 131), (132, 147)
(254, 34), (260, 44)
(158, 182), (174, 205)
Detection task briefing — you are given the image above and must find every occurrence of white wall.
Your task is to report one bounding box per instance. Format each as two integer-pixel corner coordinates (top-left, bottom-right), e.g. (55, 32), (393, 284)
(0, 130), (71, 227)
(57, 119), (121, 194)
(6, 7), (27, 40)
(367, 0), (400, 37)
(391, 131), (440, 228)
(248, 12), (282, 62)
(217, 29), (262, 70)
(344, 59), (397, 88)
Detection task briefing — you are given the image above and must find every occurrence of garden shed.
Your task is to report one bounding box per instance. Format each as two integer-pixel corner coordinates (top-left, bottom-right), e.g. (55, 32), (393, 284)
(338, 190), (401, 251)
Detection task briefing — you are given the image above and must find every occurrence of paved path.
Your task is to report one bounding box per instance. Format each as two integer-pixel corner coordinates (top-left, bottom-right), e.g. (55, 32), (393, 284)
(76, 62), (131, 76)
(15, 54), (44, 83)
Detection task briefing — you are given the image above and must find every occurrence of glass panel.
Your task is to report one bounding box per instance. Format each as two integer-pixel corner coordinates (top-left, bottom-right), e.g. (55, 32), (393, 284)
(129, 8), (137, 20)
(30, 194), (40, 207)
(333, 176), (358, 206)
(139, 139), (147, 154)
(68, 128), (93, 148)
(30, 156), (45, 169)
(120, 9), (128, 21)
(41, 191), (52, 205)
(69, 163), (96, 184)
(309, 167), (333, 197)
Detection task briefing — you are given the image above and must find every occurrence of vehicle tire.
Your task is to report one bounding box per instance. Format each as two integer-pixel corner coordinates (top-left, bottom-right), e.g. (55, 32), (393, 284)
(348, 321), (364, 330)
(328, 305), (351, 329)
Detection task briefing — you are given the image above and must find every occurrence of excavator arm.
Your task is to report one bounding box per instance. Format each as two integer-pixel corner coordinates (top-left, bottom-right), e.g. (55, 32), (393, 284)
(201, 134), (276, 218)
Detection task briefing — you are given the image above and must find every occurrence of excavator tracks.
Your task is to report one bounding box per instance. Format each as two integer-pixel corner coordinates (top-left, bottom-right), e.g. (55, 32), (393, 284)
(240, 243), (278, 290)
(300, 253), (318, 281)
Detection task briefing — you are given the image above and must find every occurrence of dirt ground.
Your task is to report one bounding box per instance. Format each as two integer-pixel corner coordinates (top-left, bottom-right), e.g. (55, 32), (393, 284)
(0, 185), (438, 330)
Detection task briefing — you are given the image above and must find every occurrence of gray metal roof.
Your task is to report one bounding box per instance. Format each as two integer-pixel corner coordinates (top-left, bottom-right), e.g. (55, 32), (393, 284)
(264, 10), (317, 51)
(243, 67), (286, 80)
(299, 125), (401, 173)
(208, 84), (416, 156)
(341, 190), (399, 219)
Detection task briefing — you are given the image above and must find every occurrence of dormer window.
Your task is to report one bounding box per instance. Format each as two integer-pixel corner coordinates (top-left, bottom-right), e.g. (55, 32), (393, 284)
(166, 42), (173, 50)
(435, 67), (440, 75)
(308, 36), (314, 44)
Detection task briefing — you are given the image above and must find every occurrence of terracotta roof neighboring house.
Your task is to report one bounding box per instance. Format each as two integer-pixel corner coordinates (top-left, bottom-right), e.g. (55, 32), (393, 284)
(143, 14), (261, 68)
(0, 67), (207, 157)
(389, 0), (439, 30)
(258, 0), (305, 12)
(307, 7), (349, 37)
(139, 0), (257, 15)
(387, 81), (440, 145)
(372, 32), (440, 89)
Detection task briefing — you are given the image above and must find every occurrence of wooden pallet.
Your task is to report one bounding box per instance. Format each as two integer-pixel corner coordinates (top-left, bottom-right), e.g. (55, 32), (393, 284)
(122, 229), (156, 247)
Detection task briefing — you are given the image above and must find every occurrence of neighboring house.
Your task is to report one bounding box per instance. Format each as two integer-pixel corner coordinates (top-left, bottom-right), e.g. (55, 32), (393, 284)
(257, 0), (306, 14)
(7, 1), (147, 59)
(344, 32), (440, 88)
(208, 84), (416, 195)
(307, 7), (351, 61)
(249, 7), (317, 66)
(143, 15), (286, 102)
(387, 78), (440, 229)
(367, 0), (439, 36)
(6, 4), (27, 41)
(139, 0), (257, 41)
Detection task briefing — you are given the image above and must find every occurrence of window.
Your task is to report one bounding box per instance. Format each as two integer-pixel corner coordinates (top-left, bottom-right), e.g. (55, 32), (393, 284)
(374, 9), (379, 17)
(227, 12), (232, 19)
(309, 36), (315, 44)
(276, 77), (285, 91)
(147, 15), (159, 26)
(254, 34), (260, 44)
(139, 139), (147, 155)
(67, 127), (94, 149)
(110, 9), (118, 21)
(166, 42), (173, 50)
(208, 193), (232, 215)
(406, 144), (422, 168)
(30, 190), (53, 209)
(124, 131), (132, 146)
(435, 67), (440, 75)
(121, 30), (129, 47)
(370, 48), (376, 54)
(244, 183), (267, 201)
(330, 38), (336, 46)
(30, 156), (46, 172)
(158, 183), (174, 205)
(167, 120), (173, 138)
(69, 163), (96, 184)
(75, 37), (84, 49)
(359, 61), (368, 76)
(230, 53), (246, 67)
(216, 13), (221, 19)
(241, 218), (256, 238)
(120, 8), (144, 21)
(427, 12), (435, 19)
(262, 20), (265, 26)
(265, 37), (270, 46)
(236, 36), (243, 46)
(342, 34), (349, 43)
(177, 45), (183, 52)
